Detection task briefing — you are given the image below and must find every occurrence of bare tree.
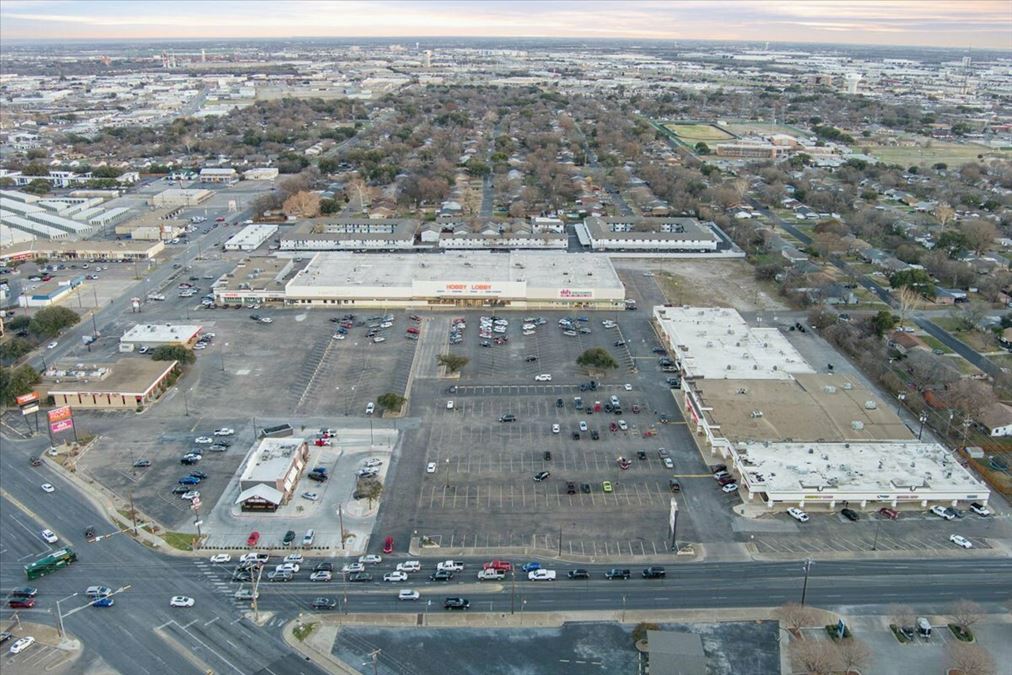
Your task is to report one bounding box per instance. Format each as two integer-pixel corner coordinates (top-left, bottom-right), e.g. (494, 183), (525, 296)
(933, 203), (955, 227)
(282, 191), (320, 218)
(889, 604), (916, 629)
(950, 600), (983, 632)
(961, 218), (998, 255)
(836, 639), (872, 674)
(948, 642), (996, 675)
(776, 602), (818, 634)
(793, 640), (837, 675)
(896, 286), (922, 328)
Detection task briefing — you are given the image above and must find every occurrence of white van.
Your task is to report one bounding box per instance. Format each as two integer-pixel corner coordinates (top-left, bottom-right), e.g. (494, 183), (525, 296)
(302, 529), (315, 546)
(610, 395), (621, 408)
(916, 617), (932, 638)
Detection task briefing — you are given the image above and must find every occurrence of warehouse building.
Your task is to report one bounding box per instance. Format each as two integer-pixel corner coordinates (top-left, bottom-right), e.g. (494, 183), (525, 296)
(659, 306), (990, 511)
(224, 224), (278, 251)
(579, 216), (720, 252)
(149, 188), (212, 208)
(40, 359), (179, 410)
(18, 277), (83, 307)
(119, 323), (203, 351)
(0, 239), (164, 263)
(199, 167), (238, 184)
(235, 437), (309, 511)
(283, 251), (626, 309)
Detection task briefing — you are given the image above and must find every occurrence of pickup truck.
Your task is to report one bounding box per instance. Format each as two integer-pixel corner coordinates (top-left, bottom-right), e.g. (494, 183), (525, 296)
(477, 569), (506, 581)
(146, 293), (165, 301)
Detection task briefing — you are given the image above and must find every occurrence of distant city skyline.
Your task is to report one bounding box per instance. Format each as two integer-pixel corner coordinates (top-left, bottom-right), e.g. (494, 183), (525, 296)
(1, 0), (1009, 49)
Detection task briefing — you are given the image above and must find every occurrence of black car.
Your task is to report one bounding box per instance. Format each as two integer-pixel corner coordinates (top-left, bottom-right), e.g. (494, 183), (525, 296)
(0, 631), (11, 644)
(567, 569), (590, 580)
(312, 597), (337, 610)
(308, 472), (328, 482)
(250, 314), (261, 321)
(841, 508), (860, 522)
(444, 598), (470, 610)
(348, 573), (372, 582)
(944, 507), (964, 519)
(525, 356), (538, 362)
(572, 432), (580, 440)
(30, 456), (42, 467)
(604, 403), (613, 412)
(614, 341), (626, 347)
(590, 430), (600, 440)
(233, 570), (254, 582)
(580, 483), (591, 494)
(84, 527), (97, 540)
(636, 451), (647, 461)
(500, 414), (516, 423)
(211, 439), (231, 447)
(188, 471), (208, 479)
(544, 451), (552, 461)
(604, 569), (631, 580)
(181, 457), (200, 465)
(133, 459), (151, 467)
(556, 398), (564, 408)
(430, 570), (453, 582)
(566, 481), (576, 495)
(642, 567), (666, 579)
(652, 348), (668, 355)
(314, 562), (334, 572)
(283, 530), (296, 546)
(171, 485), (189, 495)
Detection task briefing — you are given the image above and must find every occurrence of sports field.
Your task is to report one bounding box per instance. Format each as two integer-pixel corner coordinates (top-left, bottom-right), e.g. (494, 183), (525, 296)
(663, 123), (735, 142)
(865, 141), (1010, 167)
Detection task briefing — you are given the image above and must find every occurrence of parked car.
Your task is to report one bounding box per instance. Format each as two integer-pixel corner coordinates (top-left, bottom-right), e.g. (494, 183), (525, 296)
(930, 505), (955, 520)
(949, 534), (973, 549)
(969, 503), (991, 517)
(841, 508), (860, 522)
(787, 507), (809, 523)
(878, 507), (900, 520)
(246, 531), (261, 546)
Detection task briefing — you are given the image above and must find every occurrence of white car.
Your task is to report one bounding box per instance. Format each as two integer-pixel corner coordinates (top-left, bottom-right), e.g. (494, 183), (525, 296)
(363, 458), (383, 468)
(528, 569), (557, 581)
(365, 402), (375, 415)
(284, 554), (305, 564)
(931, 505), (955, 520)
(398, 589), (420, 601)
(9, 636), (35, 654)
(383, 571), (407, 582)
(194, 437), (213, 444)
(359, 554), (382, 564)
(47, 341), (58, 349)
(663, 457), (674, 469)
(275, 562), (300, 574)
(970, 503), (991, 517)
(534, 374), (552, 382)
(180, 491), (200, 501)
(447, 400), (454, 410)
(169, 596), (195, 608)
(356, 468), (379, 478)
(396, 561), (421, 573)
(426, 462), (436, 474)
(552, 423), (560, 434)
(618, 420), (628, 431)
(436, 560), (465, 572)
(721, 483), (739, 493)
(214, 428), (234, 436)
(579, 421), (588, 432)
(310, 571), (333, 582)
(372, 336), (386, 343)
(41, 483), (55, 493)
(787, 507), (810, 523)
(209, 553), (231, 563)
(332, 333), (346, 340)
(949, 534), (973, 549)
(241, 552), (270, 564)
(624, 383), (632, 391)
(260, 317), (273, 324)
(302, 491), (320, 501)
(41, 529), (58, 544)
(341, 562), (364, 574)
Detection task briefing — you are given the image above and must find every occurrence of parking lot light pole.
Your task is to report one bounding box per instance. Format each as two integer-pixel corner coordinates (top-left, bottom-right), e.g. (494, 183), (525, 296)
(800, 559), (813, 606)
(872, 520), (882, 551)
(918, 414), (928, 440)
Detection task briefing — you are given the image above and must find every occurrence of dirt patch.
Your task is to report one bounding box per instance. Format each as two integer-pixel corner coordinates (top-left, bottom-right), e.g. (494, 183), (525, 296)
(651, 260), (788, 311)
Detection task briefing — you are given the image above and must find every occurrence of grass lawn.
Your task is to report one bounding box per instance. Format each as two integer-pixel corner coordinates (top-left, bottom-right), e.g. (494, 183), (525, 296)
(663, 123), (735, 142)
(293, 622), (318, 642)
(931, 317), (964, 331)
(161, 531), (195, 551)
(919, 334), (953, 353)
(865, 142), (1010, 167)
(989, 353), (1012, 370)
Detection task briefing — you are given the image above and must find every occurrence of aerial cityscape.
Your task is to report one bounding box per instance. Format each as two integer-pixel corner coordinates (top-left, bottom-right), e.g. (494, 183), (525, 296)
(0, 1), (1010, 674)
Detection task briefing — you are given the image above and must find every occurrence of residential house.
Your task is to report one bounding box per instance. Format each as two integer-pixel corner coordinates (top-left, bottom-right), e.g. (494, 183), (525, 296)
(976, 403), (1012, 437)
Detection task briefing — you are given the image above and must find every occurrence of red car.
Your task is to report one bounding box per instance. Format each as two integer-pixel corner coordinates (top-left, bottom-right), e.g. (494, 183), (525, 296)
(383, 536), (394, 554)
(247, 531), (260, 547)
(483, 560), (512, 572)
(406, 327), (420, 335)
(878, 507), (900, 520)
(215, 216), (225, 222)
(609, 422), (618, 432)
(9, 597), (35, 609)
(314, 438), (331, 447)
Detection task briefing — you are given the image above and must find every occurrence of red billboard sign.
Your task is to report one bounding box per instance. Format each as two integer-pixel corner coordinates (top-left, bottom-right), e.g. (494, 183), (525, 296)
(48, 406), (72, 423)
(16, 392), (40, 406)
(50, 419), (74, 434)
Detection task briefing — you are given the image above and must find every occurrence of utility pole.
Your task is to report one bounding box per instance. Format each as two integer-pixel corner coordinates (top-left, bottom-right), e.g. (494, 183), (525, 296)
(252, 564), (263, 622)
(800, 559), (813, 606)
(872, 520), (882, 551)
(56, 592), (77, 638)
(510, 570), (516, 614)
(338, 505), (345, 550)
(367, 649), (380, 675)
(342, 571), (348, 614)
(129, 491), (138, 535)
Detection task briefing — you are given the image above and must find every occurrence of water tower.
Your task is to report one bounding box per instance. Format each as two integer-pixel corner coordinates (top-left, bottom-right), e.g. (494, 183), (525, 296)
(844, 73), (862, 95)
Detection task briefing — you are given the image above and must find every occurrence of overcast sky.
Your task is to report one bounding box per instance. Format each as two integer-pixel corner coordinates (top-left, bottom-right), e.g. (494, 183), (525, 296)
(2, 1), (1009, 49)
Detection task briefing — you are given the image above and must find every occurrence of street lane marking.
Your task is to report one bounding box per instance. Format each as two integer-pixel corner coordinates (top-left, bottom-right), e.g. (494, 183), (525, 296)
(204, 617), (219, 627)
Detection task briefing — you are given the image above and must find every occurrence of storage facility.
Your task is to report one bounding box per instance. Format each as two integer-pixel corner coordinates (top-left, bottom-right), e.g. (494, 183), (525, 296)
(282, 251), (626, 309)
(224, 224), (279, 251)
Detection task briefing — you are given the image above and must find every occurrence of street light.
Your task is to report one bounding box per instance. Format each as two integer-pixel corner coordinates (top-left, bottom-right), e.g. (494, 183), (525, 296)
(918, 413), (928, 440)
(800, 559), (814, 606)
(872, 519), (882, 551)
(56, 592), (78, 638)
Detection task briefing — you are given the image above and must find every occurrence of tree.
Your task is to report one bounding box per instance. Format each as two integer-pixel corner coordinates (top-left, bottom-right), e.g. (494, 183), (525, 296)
(935, 229), (969, 259)
(576, 347), (618, 372)
(355, 476), (383, 509)
(793, 640), (836, 675)
(377, 392), (406, 412)
(947, 642), (996, 675)
(22, 179), (52, 195)
(28, 306), (80, 339)
(0, 364), (40, 405)
(889, 269), (935, 296)
(776, 602), (819, 634)
(437, 354), (469, 373)
(950, 600), (983, 633)
(0, 336), (34, 363)
(933, 203), (956, 227)
(896, 287), (923, 328)
(150, 345), (195, 365)
(836, 639), (872, 674)
(631, 622), (659, 645)
(694, 142), (710, 155)
(319, 198), (340, 215)
(283, 190), (321, 219)
(961, 218), (997, 255)
(868, 310), (898, 336)
(465, 158), (490, 177)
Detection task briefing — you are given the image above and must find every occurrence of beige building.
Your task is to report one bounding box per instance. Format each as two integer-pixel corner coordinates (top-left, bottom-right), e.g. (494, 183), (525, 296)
(0, 239), (165, 263)
(41, 359), (179, 410)
(236, 437), (309, 510)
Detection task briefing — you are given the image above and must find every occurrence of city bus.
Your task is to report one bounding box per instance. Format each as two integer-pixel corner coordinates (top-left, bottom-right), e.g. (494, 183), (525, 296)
(24, 548), (78, 580)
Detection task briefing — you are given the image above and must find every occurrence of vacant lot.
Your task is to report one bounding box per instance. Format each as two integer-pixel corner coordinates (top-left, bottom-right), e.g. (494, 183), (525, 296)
(640, 259), (788, 311)
(663, 123), (735, 142)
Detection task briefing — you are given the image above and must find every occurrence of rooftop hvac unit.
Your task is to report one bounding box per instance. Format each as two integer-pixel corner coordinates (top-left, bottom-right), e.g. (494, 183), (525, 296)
(842, 382), (853, 390)
(864, 401), (877, 410)
(750, 410), (764, 418)
(851, 421), (865, 430)
(823, 385), (837, 394)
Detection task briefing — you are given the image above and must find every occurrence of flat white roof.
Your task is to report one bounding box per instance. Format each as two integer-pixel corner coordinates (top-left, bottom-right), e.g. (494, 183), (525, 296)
(654, 306), (814, 380)
(224, 224), (278, 249)
(288, 251), (625, 291)
(734, 441), (989, 500)
(241, 437), (304, 483)
(120, 323), (202, 344)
